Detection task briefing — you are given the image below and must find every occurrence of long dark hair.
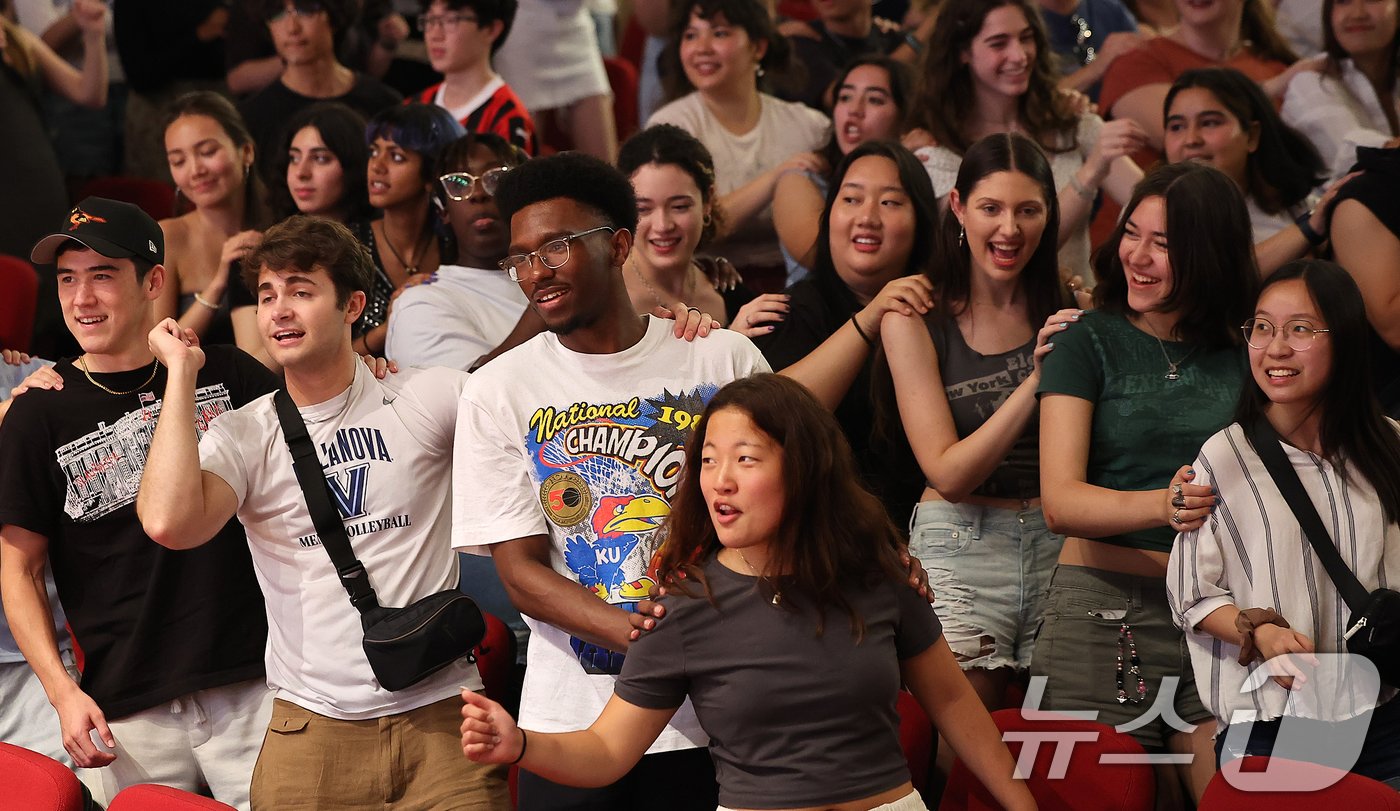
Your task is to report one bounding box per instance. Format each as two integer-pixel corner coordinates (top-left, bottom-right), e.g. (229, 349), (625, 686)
(618, 124), (725, 247)
(162, 91), (271, 228)
(660, 0), (795, 101)
(365, 103), (466, 264)
(910, 0), (1078, 155)
(932, 132), (1065, 327)
(1236, 260), (1400, 524)
(1094, 162), (1258, 349)
(820, 56), (916, 174)
(1239, 0), (1301, 64)
(656, 374), (910, 637)
(267, 102), (372, 223)
(810, 140), (940, 312)
(1323, 0), (1400, 136)
(1165, 68), (1324, 215)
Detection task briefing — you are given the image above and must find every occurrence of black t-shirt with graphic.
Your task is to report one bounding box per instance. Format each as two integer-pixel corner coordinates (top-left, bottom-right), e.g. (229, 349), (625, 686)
(0, 345), (277, 719)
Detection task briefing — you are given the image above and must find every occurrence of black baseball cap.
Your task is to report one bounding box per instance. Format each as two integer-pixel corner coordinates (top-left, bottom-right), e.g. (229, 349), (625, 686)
(30, 197), (165, 266)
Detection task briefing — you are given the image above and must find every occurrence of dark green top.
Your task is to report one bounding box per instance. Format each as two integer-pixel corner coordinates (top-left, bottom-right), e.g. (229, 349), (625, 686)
(1037, 310), (1247, 552)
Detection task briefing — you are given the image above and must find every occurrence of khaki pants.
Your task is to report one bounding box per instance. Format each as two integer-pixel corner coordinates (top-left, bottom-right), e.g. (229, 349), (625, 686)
(251, 696), (510, 810)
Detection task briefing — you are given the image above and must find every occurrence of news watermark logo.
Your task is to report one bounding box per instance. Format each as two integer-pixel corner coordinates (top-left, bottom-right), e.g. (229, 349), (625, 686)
(1013, 653), (1384, 791)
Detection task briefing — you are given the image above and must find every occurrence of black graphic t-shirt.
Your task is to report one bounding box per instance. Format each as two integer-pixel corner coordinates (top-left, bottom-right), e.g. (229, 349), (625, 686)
(0, 345), (277, 719)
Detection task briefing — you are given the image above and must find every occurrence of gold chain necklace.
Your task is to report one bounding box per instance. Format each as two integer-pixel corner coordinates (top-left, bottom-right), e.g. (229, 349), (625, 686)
(736, 548), (782, 606)
(78, 356), (161, 396)
(631, 259), (698, 312)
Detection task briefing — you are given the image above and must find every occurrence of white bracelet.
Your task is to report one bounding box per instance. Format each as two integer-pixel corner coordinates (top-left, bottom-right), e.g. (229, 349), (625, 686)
(193, 292), (219, 310)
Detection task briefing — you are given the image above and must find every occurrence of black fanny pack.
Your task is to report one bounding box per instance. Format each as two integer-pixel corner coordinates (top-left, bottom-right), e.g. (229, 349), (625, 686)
(1247, 418), (1400, 687)
(276, 388), (484, 692)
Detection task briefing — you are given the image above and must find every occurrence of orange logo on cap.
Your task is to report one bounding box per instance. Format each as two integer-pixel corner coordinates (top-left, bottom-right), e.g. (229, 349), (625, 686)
(68, 208), (108, 231)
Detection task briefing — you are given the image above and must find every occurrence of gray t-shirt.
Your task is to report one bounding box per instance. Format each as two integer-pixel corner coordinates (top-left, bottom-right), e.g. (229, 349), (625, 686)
(614, 556), (942, 809)
(928, 316), (1040, 500)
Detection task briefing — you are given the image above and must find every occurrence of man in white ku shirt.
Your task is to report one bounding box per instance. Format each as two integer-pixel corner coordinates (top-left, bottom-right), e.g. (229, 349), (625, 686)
(137, 216), (509, 809)
(453, 152), (769, 810)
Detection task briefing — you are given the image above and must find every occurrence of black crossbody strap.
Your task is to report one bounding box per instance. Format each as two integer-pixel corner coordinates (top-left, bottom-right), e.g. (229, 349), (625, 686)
(273, 388), (382, 615)
(1245, 417), (1370, 610)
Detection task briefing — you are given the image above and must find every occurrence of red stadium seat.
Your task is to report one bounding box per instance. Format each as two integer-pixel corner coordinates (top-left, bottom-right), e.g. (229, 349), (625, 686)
(0, 254), (39, 353)
(473, 610), (518, 706)
(0, 742), (85, 811)
(938, 709), (1155, 811)
(106, 785), (235, 810)
(896, 690), (936, 798)
(604, 57), (641, 142)
(77, 176), (177, 221)
(1198, 756), (1400, 809)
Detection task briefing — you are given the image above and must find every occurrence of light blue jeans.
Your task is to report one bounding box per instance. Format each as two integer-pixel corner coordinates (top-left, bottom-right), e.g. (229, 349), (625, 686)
(909, 500), (1063, 671)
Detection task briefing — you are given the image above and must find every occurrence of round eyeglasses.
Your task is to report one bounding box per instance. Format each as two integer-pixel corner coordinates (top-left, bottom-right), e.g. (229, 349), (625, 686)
(439, 167), (511, 201)
(499, 226), (616, 281)
(1241, 317), (1331, 351)
(266, 0), (325, 24)
(416, 12), (479, 32)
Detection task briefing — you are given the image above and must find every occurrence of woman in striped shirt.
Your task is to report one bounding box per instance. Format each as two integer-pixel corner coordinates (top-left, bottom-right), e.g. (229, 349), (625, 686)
(1168, 258), (1400, 783)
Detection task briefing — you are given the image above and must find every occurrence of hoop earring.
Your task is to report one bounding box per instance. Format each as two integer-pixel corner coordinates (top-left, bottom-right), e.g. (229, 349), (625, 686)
(703, 213), (712, 227)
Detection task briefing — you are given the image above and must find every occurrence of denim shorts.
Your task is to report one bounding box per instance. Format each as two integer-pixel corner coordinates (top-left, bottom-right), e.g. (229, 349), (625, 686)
(908, 500), (1063, 671)
(1029, 564), (1213, 750)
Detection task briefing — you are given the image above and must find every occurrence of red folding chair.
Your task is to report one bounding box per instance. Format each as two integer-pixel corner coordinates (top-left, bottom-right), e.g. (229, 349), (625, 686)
(0, 742), (86, 811)
(106, 785), (235, 810)
(1199, 756), (1400, 809)
(0, 254), (39, 352)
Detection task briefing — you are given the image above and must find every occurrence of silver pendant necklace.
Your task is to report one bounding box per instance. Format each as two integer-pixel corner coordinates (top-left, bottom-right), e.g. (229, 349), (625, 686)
(1143, 319), (1196, 381)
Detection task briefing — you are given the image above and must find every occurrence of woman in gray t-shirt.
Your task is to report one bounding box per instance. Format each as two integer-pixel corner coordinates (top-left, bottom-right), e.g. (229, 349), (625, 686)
(461, 373), (1035, 811)
(884, 133), (1081, 712)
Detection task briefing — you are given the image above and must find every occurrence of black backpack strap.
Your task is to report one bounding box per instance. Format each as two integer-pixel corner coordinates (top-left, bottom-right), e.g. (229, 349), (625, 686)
(1245, 417), (1370, 611)
(273, 388), (381, 615)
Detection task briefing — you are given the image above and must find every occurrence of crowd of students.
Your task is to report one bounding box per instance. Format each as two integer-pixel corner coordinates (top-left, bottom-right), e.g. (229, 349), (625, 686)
(3, 0), (1400, 809)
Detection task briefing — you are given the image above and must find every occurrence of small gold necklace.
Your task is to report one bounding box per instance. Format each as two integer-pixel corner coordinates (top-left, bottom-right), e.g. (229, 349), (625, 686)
(78, 356), (161, 396)
(1140, 318), (1196, 381)
(631, 259), (698, 312)
(736, 548), (781, 606)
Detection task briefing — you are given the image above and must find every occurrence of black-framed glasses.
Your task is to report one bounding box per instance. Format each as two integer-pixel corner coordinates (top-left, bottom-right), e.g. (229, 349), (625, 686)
(1241, 317), (1332, 351)
(266, 0), (325, 24)
(416, 11), (479, 32)
(1072, 14), (1096, 65)
(439, 167), (511, 201)
(499, 226), (616, 281)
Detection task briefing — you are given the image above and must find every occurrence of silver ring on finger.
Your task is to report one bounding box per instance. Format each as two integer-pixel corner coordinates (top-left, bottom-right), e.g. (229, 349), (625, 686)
(1171, 509), (1183, 525)
(1171, 483), (1183, 497)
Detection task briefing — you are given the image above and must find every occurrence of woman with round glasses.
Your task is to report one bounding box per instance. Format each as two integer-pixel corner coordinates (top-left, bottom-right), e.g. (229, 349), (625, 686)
(1168, 258), (1400, 783)
(387, 132), (533, 371)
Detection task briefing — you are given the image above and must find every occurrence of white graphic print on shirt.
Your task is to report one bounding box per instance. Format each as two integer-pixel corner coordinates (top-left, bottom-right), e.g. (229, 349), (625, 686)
(59, 384), (233, 522)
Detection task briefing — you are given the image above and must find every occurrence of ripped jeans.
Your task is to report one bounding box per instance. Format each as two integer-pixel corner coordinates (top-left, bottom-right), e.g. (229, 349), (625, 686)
(908, 500), (1063, 671)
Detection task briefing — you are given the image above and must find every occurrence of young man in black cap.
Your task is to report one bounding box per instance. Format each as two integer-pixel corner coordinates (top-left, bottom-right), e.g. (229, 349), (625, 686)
(0, 198), (277, 809)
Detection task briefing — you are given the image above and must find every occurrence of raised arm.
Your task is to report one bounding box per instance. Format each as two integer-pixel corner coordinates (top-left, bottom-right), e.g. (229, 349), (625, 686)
(461, 690), (673, 786)
(717, 152), (826, 237)
(22, 0), (108, 108)
(136, 320), (240, 549)
(0, 525), (116, 767)
(491, 535), (657, 652)
(772, 170), (825, 271)
(780, 275), (933, 409)
(884, 309), (1078, 502)
(1039, 393), (1212, 537)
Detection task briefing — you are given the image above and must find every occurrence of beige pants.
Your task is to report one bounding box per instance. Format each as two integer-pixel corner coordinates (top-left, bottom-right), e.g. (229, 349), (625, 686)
(251, 696), (510, 810)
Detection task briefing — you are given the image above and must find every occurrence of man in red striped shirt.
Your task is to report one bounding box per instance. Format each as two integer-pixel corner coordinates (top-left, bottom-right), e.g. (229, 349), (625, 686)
(412, 0), (538, 154)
